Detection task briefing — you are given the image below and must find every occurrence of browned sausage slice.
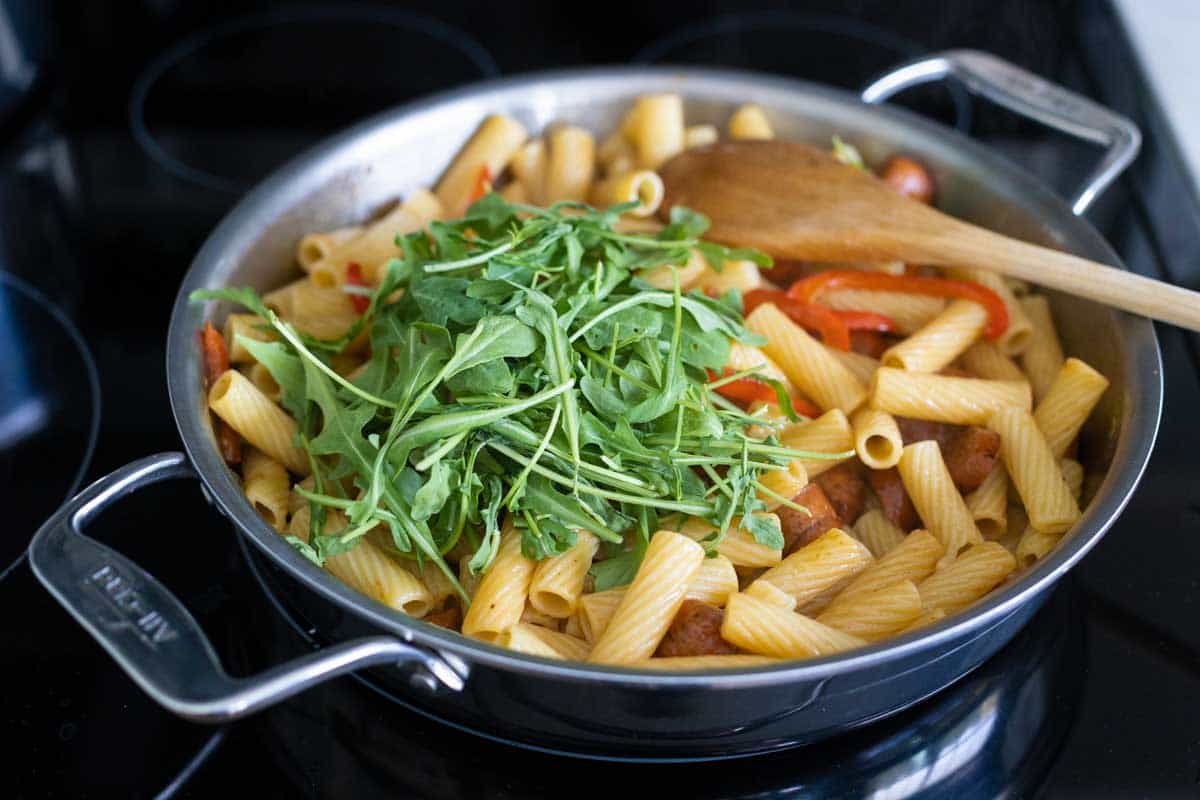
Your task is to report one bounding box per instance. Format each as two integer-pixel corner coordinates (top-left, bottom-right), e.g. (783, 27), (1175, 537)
(656, 599), (739, 657)
(942, 426), (1001, 493)
(895, 416), (960, 448)
(868, 467), (923, 531)
(850, 330), (895, 359)
(778, 483), (844, 555)
(814, 462), (868, 525)
(880, 155), (936, 205)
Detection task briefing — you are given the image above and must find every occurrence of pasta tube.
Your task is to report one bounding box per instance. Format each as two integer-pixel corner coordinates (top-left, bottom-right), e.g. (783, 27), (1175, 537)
(628, 94), (685, 169)
(850, 407), (903, 469)
(777, 409), (856, 477)
(728, 104), (773, 139)
(462, 526), (537, 642)
(870, 368), (1030, 425)
(435, 114), (528, 216)
(987, 407), (1080, 534)
(852, 509), (907, 558)
(588, 530), (705, 664)
(917, 542), (1016, 615)
(722, 593), (865, 658)
(897, 441), (983, 559)
(309, 191), (441, 287)
(834, 529), (944, 602)
(817, 580), (922, 641)
(589, 170), (664, 217)
(296, 225), (364, 270)
(209, 370), (309, 475)
(543, 125), (596, 203)
(945, 267), (1034, 355)
(1033, 357), (1109, 458)
(241, 447), (289, 531)
(1018, 295), (1065, 403)
(758, 529), (873, 606)
(959, 340), (1025, 381)
(528, 531), (599, 618)
(747, 303), (867, 413)
(290, 508), (432, 617)
(881, 299), (988, 373)
(684, 124), (719, 149)
(965, 464), (1008, 540)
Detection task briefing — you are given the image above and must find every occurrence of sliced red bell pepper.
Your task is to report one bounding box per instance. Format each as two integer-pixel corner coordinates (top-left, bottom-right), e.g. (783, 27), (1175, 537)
(200, 321), (229, 388)
(786, 270), (1009, 339)
(199, 321), (242, 465)
(216, 424), (243, 465)
(707, 367), (776, 405)
(345, 261), (370, 313)
(706, 367), (821, 418)
(743, 288), (851, 351)
(467, 164), (493, 205)
(831, 309), (897, 334)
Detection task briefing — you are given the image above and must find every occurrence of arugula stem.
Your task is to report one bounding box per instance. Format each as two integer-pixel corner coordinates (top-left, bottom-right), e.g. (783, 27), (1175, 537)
(486, 419), (655, 494)
(753, 482), (813, 515)
(423, 240), (515, 273)
(577, 346), (655, 391)
(502, 403), (561, 508)
(487, 441), (711, 519)
(269, 312), (402, 409)
(414, 430), (468, 472)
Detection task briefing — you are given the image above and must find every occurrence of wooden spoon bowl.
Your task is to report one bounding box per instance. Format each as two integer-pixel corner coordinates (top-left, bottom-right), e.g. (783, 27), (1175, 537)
(660, 140), (1200, 331)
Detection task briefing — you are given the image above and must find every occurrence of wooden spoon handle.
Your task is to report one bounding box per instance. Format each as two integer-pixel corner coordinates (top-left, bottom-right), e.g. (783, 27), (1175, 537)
(913, 225), (1200, 332)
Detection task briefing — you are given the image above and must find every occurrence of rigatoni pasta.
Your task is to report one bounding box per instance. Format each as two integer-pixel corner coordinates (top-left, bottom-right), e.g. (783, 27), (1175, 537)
(987, 407), (1080, 534)
(529, 531), (599, 618)
(208, 370), (308, 475)
(758, 529), (873, 607)
(870, 368), (1030, 425)
(747, 303), (867, 413)
(195, 92), (1117, 670)
(897, 441), (983, 559)
(241, 447), (289, 531)
(1019, 295), (1066, 403)
(462, 527), (536, 642)
(881, 299), (988, 372)
(721, 593), (865, 658)
(587, 531), (705, 664)
(1033, 357), (1110, 458)
(917, 542), (1016, 615)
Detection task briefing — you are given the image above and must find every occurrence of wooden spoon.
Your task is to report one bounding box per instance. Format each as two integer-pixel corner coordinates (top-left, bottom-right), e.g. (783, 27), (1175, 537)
(659, 140), (1200, 331)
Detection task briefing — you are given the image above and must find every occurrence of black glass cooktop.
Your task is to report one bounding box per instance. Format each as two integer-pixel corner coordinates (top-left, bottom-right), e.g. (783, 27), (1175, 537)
(5, 0), (1200, 797)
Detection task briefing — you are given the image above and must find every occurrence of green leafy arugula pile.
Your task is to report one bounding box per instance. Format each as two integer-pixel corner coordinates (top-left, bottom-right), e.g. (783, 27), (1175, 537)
(193, 195), (834, 605)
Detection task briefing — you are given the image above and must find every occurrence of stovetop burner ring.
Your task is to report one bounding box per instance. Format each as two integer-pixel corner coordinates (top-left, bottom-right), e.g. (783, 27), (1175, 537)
(128, 5), (500, 193)
(634, 10), (973, 133)
(0, 270), (99, 580)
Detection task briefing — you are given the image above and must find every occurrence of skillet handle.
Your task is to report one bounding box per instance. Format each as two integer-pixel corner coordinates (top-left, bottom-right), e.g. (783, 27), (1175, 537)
(27, 452), (464, 723)
(861, 48), (1141, 216)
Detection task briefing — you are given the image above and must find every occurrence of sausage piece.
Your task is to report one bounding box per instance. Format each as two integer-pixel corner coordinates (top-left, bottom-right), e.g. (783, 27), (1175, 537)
(895, 418), (1000, 494)
(656, 599), (739, 657)
(880, 155), (935, 205)
(850, 330), (894, 359)
(868, 467), (922, 531)
(428, 606), (462, 631)
(942, 426), (1001, 493)
(814, 462), (868, 525)
(778, 483), (844, 555)
(896, 416), (959, 448)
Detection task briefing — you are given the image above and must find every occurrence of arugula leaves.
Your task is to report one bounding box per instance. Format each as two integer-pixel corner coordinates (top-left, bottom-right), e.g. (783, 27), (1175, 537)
(191, 195), (821, 599)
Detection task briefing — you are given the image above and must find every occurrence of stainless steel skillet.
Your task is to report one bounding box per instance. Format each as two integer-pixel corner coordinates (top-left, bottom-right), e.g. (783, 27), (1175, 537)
(28, 51), (1160, 759)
